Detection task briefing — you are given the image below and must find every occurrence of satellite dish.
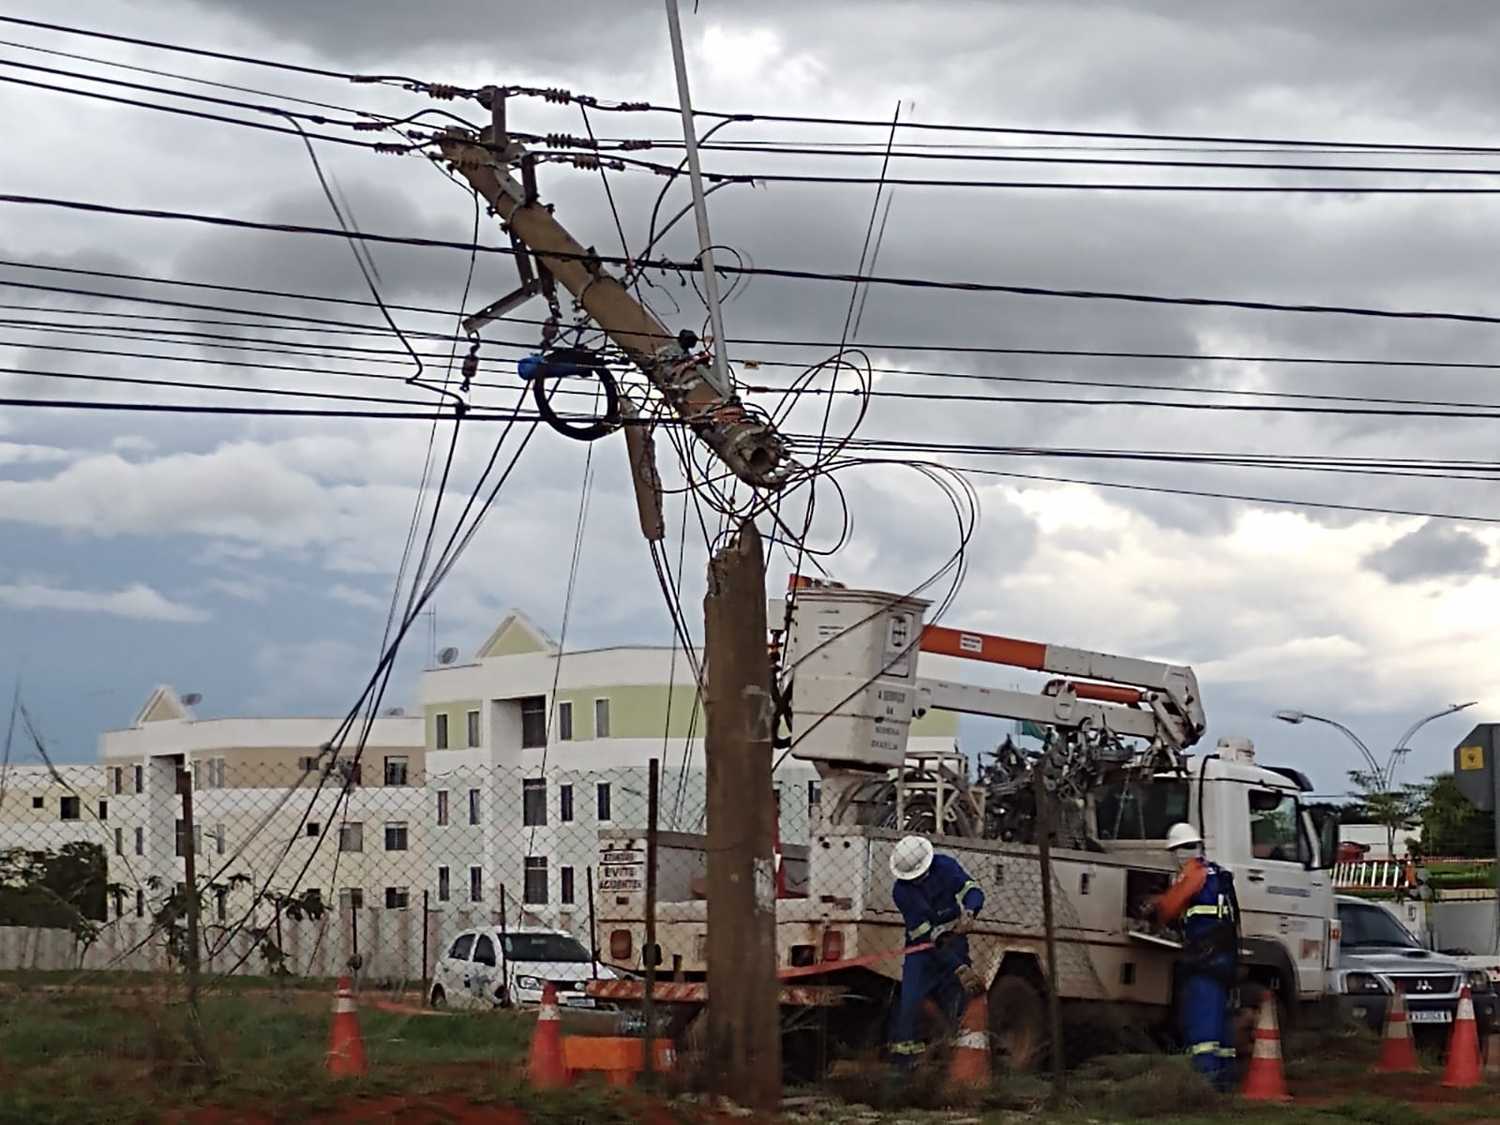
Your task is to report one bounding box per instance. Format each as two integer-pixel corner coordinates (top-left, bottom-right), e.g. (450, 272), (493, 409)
(438, 647), (460, 665)
(385, 706), (405, 717)
(181, 693), (203, 707)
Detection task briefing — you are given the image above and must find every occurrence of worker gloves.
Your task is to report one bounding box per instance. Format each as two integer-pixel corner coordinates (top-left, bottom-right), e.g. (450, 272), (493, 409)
(950, 910), (977, 935)
(956, 964), (985, 998)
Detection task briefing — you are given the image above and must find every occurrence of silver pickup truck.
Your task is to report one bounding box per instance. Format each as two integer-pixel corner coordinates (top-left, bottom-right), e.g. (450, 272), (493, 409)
(1331, 896), (1497, 1034)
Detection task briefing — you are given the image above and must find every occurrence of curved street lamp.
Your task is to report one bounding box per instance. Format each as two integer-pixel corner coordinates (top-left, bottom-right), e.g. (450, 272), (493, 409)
(1273, 709), (1382, 778)
(1385, 701), (1478, 789)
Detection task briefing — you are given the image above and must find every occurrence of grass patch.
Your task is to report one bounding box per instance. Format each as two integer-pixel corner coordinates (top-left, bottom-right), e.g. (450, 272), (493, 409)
(0, 989), (533, 1124)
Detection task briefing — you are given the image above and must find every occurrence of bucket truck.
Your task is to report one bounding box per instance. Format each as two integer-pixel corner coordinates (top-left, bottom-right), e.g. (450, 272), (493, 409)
(589, 583), (1345, 1069)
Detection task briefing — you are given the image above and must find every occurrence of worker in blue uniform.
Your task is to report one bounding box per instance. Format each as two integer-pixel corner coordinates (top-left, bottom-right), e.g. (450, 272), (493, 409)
(1151, 822), (1241, 1091)
(887, 835), (986, 1064)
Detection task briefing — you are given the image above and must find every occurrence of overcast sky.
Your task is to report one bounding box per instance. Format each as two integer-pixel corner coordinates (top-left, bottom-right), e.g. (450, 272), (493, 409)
(2, 1), (1497, 791)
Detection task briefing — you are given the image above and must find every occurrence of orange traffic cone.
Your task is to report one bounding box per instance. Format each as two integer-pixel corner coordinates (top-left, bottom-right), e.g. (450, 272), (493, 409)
(1442, 986), (1483, 1088)
(946, 994), (991, 1092)
(1373, 988), (1420, 1073)
(1241, 994), (1290, 1102)
(325, 976), (368, 1078)
(528, 982), (568, 1090)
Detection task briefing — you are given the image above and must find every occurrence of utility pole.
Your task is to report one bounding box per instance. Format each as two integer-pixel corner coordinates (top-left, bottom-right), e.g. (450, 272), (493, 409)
(1033, 762), (1065, 1100)
(703, 522), (780, 1111)
(176, 765), (213, 1072)
(441, 95), (791, 1108)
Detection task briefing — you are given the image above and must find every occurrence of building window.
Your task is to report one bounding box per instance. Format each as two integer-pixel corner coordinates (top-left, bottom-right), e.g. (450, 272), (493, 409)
(214, 886), (227, 923)
(809, 780), (822, 807)
(594, 698), (611, 739)
(306, 822), (321, 838)
(466, 709), (480, 748)
(340, 888), (364, 911)
(436, 790), (449, 827)
(111, 767), (123, 795)
(523, 856), (548, 905)
(208, 758), (226, 789)
(437, 865), (450, 903)
(340, 761), (362, 787)
(31, 796), (42, 809)
(558, 700), (574, 741)
(133, 765), (143, 793)
(384, 886), (409, 910)
(520, 696), (547, 748)
(561, 866), (575, 906)
(560, 784), (574, 823)
(135, 889), (144, 918)
(469, 866), (483, 903)
(597, 782), (612, 823)
(114, 827), (123, 855)
(522, 779), (547, 827)
(97, 799), (108, 821)
(468, 788), (481, 826)
(338, 822), (364, 853)
(384, 822), (409, 852)
(384, 756), (409, 787)
(60, 796), (80, 821)
(176, 821), (201, 856)
(298, 756), (320, 774)
(134, 826), (144, 856)
(216, 825), (226, 855)
(435, 713), (449, 750)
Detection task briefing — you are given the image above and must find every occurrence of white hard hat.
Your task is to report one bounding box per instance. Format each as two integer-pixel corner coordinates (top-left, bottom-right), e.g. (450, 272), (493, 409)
(890, 835), (935, 881)
(1165, 822), (1203, 851)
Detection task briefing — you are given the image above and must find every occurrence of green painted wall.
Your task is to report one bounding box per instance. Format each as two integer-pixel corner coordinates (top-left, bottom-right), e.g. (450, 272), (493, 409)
(553, 684), (703, 740)
(481, 621), (548, 658)
(425, 700), (482, 750)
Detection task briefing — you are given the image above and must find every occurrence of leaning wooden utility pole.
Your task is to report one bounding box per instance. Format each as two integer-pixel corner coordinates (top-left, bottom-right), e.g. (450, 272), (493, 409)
(440, 98), (792, 1108)
(703, 522), (780, 1111)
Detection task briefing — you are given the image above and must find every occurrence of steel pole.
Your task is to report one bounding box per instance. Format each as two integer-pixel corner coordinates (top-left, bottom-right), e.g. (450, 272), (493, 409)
(663, 0), (733, 398)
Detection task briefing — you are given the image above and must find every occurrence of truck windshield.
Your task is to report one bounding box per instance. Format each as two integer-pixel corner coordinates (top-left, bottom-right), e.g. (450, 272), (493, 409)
(501, 933), (592, 962)
(1094, 778), (1190, 841)
(1338, 903), (1417, 949)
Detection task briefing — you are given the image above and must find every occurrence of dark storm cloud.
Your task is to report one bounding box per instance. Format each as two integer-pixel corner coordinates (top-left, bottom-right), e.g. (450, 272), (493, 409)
(1363, 520), (1490, 583)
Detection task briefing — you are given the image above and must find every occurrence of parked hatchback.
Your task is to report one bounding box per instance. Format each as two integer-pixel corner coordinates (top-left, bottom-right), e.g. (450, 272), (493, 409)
(429, 926), (620, 1010)
(1332, 896), (1497, 1034)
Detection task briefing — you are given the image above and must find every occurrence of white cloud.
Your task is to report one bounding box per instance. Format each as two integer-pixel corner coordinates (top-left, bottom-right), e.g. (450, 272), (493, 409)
(0, 579), (209, 623)
(204, 576), (271, 603)
(0, 442), (71, 467)
(109, 435), (157, 456)
(328, 583), (388, 612)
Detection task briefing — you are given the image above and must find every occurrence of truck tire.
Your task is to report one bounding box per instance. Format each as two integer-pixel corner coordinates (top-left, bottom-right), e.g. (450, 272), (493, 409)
(988, 975), (1049, 1072)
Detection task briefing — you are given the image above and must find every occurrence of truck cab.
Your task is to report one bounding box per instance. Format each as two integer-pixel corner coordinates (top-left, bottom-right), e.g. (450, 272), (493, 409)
(1094, 741), (1341, 1008)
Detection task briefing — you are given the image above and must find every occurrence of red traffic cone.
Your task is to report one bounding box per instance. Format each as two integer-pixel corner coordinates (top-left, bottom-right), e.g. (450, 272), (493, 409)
(1373, 988), (1419, 1074)
(946, 994), (991, 1093)
(1241, 994), (1290, 1102)
(325, 976), (368, 1078)
(528, 982), (568, 1090)
(1442, 986), (1483, 1088)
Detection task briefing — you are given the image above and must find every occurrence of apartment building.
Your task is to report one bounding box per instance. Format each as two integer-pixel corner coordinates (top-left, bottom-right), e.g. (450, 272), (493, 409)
(416, 610), (959, 933)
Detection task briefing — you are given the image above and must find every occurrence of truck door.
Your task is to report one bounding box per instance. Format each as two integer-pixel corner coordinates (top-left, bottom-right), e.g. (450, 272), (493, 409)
(1238, 787), (1328, 998)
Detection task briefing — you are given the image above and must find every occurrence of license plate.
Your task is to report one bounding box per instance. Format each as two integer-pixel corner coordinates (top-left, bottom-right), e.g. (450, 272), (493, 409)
(1410, 1010), (1452, 1024)
(560, 996), (596, 1008)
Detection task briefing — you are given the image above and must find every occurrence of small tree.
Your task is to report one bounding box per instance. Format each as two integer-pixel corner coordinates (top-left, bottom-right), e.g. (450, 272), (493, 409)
(1348, 770), (1423, 858)
(1414, 772), (1494, 859)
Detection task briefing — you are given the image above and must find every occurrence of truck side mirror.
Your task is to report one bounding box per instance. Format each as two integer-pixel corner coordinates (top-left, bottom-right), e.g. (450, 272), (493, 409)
(1306, 807), (1339, 870)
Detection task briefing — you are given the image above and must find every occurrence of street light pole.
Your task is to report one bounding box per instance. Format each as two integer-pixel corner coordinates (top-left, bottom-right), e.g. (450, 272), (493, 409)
(1385, 702), (1479, 789)
(1273, 709), (1382, 778)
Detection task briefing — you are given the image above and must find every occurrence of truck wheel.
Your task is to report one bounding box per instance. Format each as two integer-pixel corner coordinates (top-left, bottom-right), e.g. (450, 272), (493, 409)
(988, 975), (1049, 1072)
(429, 985), (447, 1009)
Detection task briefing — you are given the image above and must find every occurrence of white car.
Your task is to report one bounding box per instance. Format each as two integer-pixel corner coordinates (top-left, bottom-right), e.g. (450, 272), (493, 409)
(429, 926), (620, 1010)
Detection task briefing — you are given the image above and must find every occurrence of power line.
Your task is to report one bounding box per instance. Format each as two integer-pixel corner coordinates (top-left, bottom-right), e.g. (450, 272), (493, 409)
(13, 194), (1500, 328)
(924, 463), (1500, 526)
(0, 14), (436, 87)
(14, 258), (1500, 372)
(515, 85), (1500, 157)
